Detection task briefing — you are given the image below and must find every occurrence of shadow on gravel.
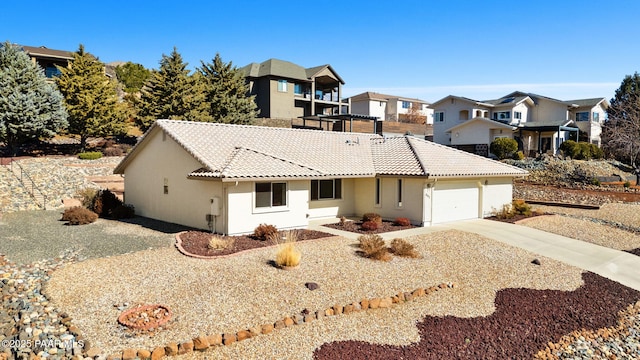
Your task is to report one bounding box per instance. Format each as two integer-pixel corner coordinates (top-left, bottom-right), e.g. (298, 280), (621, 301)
(314, 272), (640, 360)
(114, 215), (198, 234)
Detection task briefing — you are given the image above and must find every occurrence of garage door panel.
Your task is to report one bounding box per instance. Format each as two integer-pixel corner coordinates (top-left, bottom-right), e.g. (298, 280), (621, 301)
(432, 182), (479, 223)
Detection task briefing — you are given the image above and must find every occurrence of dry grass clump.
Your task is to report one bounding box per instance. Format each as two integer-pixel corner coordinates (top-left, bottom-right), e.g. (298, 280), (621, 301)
(254, 223), (278, 241)
(390, 238), (420, 258)
(61, 207), (98, 225)
(207, 235), (235, 251)
(357, 234), (391, 261)
(494, 199), (534, 220)
(339, 216), (347, 227)
(271, 230), (301, 268)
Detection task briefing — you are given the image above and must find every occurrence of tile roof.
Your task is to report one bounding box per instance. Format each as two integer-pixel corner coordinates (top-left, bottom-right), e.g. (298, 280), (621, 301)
(115, 120), (527, 180)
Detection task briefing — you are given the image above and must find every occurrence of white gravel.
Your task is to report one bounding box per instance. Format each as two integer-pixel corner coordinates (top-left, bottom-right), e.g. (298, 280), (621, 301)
(45, 230), (583, 359)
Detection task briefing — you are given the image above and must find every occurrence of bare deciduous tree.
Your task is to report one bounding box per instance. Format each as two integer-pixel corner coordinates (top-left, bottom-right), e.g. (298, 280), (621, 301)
(602, 93), (640, 170)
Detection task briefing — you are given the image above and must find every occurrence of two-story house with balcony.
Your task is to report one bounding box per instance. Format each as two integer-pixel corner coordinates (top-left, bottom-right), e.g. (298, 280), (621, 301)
(240, 59), (346, 120)
(347, 92), (434, 124)
(20, 45), (73, 80)
(431, 91), (608, 157)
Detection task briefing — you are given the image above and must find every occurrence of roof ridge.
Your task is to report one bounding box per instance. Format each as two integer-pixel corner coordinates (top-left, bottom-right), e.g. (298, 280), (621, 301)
(221, 146), (326, 176)
(404, 137), (430, 176)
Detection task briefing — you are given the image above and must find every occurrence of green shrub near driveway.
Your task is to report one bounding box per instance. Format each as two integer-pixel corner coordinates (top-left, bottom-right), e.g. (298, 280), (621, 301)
(78, 151), (103, 160)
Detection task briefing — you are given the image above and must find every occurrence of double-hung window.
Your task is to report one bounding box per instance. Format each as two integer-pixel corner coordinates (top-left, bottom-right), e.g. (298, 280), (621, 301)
(255, 182), (287, 208)
(311, 179), (341, 200)
(277, 80), (287, 92)
(434, 112), (445, 122)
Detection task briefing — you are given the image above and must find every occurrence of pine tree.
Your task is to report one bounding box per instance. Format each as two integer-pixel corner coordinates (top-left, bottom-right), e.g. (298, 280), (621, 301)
(199, 53), (257, 124)
(136, 47), (211, 131)
(115, 61), (150, 93)
(0, 41), (68, 155)
(55, 44), (127, 151)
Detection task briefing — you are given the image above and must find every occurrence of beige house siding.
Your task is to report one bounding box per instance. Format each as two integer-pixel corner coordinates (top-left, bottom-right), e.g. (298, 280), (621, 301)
(268, 78), (298, 119)
(307, 178), (356, 219)
(353, 177), (425, 225)
(122, 129), (223, 231)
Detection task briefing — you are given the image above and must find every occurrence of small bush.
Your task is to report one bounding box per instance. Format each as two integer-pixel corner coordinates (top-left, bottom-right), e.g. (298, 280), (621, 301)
(78, 151), (103, 160)
(624, 181), (631, 188)
(490, 138), (518, 160)
(361, 221), (379, 231)
(102, 147), (124, 157)
(393, 217), (411, 226)
(254, 223), (278, 241)
(362, 212), (382, 225)
(390, 238), (420, 258)
(512, 199), (532, 217)
(92, 189), (130, 218)
(339, 216), (347, 227)
(275, 243), (301, 267)
(560, 140), (604, 160)
(76, 188), (98, 209)
(208, 235), (235, 251)
(512, 151), (525, 160)
(110, 204), (135, 219)
(494, 203), (515, 220)
(61, 207), (98, 225)
(358, 234), (391, 261)
(591, 178), (601, 186)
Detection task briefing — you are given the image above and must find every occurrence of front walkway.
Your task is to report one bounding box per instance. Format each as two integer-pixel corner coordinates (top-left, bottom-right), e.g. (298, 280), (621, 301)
(309, 218), (640, 291)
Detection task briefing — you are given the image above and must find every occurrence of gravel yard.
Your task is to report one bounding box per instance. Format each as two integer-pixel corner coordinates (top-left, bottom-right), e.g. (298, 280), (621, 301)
(44, 230), (584, 359)
(0, 210), (189, 265)
(531, 203), (640, 229)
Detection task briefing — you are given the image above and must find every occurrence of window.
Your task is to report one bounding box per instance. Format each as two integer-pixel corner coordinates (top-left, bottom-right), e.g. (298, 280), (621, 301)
(397, 179), (403, 207)
(495, 111), (510, 121)
(514, 112), (522, 120)
(310, 179), (342, 200)
(576, 112), (589, 121)
(294, 83), (302, 95)
(434, 112), (445, 122)
(277, 80), (287, 92)
(402, 101), (411, 109)
(255, 182), (287, 208)
(374, 178), (381, 205)
(593, 112), (600, 122)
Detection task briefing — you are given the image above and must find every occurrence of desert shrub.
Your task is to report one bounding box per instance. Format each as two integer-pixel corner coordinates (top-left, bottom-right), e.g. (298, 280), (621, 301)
(361, 221), (379, 231)
(390, 238), (420, 258)
(362, 212), (382, 225)
(102, 147), (124, 157)
(339, 216), (347, 227)
(275, 243), (301, 267)
(254, 223), (278, 241)
(110, 204), (135, 219)
(512, 151), (525, 160)
(207, 235), (235, 251)
(358, 234), (391, 261)
(490, 138), (518, 160)
(393, 217), (411, 226)
(624, 181), (631, 188)
(76, 188), (98, 209)
(591, 178), (601, 186)
(494, 204), (515, 220)
(512, 199), (532, 217)
(78, 151), (103, 160)
(61, 207), (98, 225)
(560, 140), (604, 160)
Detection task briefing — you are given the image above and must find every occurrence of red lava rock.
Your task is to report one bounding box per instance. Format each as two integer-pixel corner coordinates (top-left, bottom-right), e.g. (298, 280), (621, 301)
(313, 272), (640, 359)
(118, 304), (172, 331)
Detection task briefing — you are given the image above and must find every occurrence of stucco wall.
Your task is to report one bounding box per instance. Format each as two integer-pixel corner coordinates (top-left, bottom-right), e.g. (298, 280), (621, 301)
(123, 129), (223, 231)
(482, 178), (514, 217)
(269, 78), (297, 119)
(354, 177), (424, 225)
(307, 178), (356, 219)
(225, 180), (309, 235)
(530, 98), (569, 123)
(450, 121), (494, 145)
(433, 98), (484, 144)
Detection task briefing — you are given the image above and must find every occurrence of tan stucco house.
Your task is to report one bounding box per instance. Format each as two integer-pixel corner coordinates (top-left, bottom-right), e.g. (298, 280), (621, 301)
(347, 91), (434, 124)
(114, 120), (527, 235)
(432, 91), (608, 157)
(240, 59), (347, 120)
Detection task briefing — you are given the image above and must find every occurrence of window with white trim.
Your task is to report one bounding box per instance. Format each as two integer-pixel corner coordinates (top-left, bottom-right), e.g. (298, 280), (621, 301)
(494, 111), (511, 120)
(434, 112), (445, 122)
(255, 182), (287, 208)
(311, 179), (342, 200)
(593, 112), (600, 122)
(277, 80), (287, 92)
(514, 111), (522, 120)
(576, 112), (589, 121)
(374, 178), (381, 205)
(402, 101), (411, 109)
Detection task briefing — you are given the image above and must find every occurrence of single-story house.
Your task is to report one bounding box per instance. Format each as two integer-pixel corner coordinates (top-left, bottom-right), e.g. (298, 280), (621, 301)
(113, 120), (528, 235)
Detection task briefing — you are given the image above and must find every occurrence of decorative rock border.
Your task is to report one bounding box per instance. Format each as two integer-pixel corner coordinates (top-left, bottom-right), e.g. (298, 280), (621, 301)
(103, 282), (456, 360)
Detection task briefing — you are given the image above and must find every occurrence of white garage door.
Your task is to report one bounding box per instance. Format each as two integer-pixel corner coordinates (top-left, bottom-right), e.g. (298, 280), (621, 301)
(432, 181), (480, 223)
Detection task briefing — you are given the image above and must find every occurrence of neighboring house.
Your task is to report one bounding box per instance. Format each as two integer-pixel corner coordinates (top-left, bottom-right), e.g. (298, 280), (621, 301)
(114, 120), (527, 235)
(240, 59), (347, 120)
(431, 91), (608, 157)
(348, 91), (434, 124)
(20, 45), (73, 79)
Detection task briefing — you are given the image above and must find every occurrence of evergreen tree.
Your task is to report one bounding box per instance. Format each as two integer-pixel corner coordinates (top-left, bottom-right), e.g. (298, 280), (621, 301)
(115, 61), (150, 93)
(136, 47), (211, 131)
(199, 53), (257, 124)
(55, 44), (127, 150)
(602, 72), (640, 170)
(0, 41), (68, 154)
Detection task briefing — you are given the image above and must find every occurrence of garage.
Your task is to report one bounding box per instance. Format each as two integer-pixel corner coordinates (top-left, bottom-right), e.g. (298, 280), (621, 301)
(431, 181), (481, 224)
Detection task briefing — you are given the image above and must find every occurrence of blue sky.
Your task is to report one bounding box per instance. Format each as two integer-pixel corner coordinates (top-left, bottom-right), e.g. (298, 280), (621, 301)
(3, 0), (638, 102)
